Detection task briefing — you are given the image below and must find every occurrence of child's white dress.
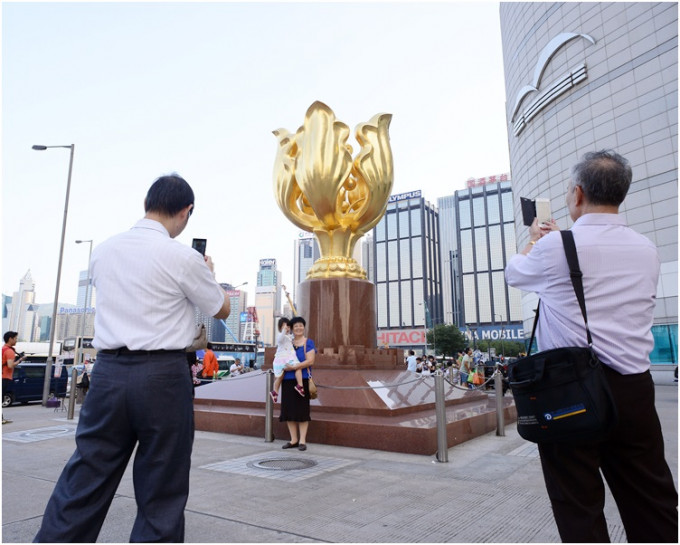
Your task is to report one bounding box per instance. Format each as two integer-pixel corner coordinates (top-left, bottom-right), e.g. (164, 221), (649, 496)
(273, 331), (298, 377)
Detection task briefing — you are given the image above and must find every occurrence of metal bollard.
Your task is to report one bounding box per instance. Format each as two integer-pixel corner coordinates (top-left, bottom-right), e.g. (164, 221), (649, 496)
(67, 367), (77, 420)
(495, 369), (505, 436)
(434, 372), (448, 462)
(264, 371), (274, 442)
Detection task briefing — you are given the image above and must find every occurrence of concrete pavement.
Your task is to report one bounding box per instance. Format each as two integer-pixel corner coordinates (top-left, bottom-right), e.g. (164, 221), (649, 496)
(2, 370), (677, 543)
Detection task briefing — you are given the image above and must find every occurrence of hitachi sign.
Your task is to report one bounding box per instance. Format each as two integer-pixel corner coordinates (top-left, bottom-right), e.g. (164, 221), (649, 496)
(377, 328), (426, 347)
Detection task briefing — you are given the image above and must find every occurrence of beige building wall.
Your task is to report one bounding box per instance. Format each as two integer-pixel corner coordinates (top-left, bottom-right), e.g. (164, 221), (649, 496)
(500, 2), (678, 330)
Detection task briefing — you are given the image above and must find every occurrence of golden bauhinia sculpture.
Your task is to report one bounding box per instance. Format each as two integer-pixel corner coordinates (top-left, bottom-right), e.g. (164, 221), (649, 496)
(273, 101), (393, 279)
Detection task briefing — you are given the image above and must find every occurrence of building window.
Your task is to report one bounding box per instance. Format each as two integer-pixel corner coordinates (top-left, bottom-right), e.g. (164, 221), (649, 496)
(389, 281), (400, 326)
(459, 199), (471, 229)
(387, 212), (398, 240)
(487, 192), (500, 224)
(413, 281), (424, 324)
(411, 238), (423, 278)
(460, 230), (473, 273)
(377, 283), (388, 328)
(489, 225), (504, 269)
(375, 218), (386, 242)
(401, 280), (412, 326)
(399, 208), (410, 238)
(388, 240), (398, 281)
(474, 227), (488, 272)
(410, 207), (422, 237)
(477, 273), (491, 323)
(399, 238), (411, 277)
(376, 242), (386, 282)
(463, 275), (477, 324)
(501, 191), (514, 223)
(473, 197), (486, 226)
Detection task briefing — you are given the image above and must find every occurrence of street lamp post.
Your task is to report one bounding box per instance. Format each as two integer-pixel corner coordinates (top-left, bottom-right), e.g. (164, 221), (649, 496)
(32, 144), (75, 406)
(76, 239), (93, 365)
(494, 313), (505, 359)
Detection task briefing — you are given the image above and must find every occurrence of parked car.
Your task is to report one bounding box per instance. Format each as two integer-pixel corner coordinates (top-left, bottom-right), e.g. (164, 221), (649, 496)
(2, 363), (68, 407)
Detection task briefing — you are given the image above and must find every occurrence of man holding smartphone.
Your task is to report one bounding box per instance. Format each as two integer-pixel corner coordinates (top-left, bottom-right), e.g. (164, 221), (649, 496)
(505, 151), (677, 542)
(35, 174), (230, 542)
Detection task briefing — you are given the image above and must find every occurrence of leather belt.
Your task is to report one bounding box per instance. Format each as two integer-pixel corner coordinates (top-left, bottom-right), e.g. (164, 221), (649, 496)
(99, 348), (186, 357)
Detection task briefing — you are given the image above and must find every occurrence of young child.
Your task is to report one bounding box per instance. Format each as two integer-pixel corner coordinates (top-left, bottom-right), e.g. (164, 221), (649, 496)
(270, 317), (305, 402)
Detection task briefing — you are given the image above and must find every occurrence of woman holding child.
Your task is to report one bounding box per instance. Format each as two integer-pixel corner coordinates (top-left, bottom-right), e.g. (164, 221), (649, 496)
(278, 316), (315, 451)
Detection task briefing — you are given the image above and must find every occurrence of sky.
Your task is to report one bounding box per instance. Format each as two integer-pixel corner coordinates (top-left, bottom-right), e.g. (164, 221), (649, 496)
(2, 1), (511, 308)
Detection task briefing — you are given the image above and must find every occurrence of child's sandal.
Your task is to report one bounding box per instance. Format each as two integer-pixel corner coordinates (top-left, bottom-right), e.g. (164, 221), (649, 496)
(270, 390), (278, 403)
(294, 384), (305, 397)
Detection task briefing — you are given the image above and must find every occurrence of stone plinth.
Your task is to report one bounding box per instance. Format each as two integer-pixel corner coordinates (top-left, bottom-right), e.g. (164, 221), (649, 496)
(297, 278), (376, 350)
(193, 369), (517, 455)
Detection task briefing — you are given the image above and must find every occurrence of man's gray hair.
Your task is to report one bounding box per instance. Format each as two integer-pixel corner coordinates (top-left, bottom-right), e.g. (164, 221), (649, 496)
(571, 150), (632, 206)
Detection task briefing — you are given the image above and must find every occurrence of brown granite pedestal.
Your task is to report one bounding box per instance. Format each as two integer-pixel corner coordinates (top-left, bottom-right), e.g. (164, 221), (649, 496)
(193, 277), (517, 455)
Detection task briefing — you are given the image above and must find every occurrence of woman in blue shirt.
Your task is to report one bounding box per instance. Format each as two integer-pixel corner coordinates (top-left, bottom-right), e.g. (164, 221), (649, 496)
(279, 316), (315, 451)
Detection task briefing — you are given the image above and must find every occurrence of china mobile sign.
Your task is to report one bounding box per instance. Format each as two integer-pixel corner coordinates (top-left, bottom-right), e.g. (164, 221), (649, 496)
(377, 328), (426, 347)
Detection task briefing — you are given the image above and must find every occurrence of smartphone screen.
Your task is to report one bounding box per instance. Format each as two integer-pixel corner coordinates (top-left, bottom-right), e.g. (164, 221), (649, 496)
(535, 198), (551, 225)
(192, 238), (207, 255)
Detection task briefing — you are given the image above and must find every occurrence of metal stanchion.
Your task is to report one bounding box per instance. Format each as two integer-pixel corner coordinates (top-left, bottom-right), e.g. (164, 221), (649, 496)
(67, 367), (77, 420)
(434, 372), (448, 462)
(264, 371), (274, 442)
(495, 369), (505, 436)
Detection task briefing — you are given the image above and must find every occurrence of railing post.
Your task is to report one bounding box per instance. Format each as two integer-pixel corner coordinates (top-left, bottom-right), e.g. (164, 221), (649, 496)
(495, 368), (505, 436)
(264, 370), (274, 442)
(434, 372), (448, 462)
(67, 367), (77, 420)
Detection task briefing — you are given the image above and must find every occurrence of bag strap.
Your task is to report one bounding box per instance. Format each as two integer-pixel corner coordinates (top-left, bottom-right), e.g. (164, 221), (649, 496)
(526, 230), (592, 355)
(560, 230), (593, 346)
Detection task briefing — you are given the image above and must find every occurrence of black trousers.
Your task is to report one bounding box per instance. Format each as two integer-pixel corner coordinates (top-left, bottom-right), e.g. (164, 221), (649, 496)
(34, 351), (194, 542)
(538, 368), (678, 543)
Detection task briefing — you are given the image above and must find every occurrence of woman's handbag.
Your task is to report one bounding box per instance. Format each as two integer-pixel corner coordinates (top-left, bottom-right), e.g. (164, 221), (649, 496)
(308, 376), (318, 399)
(508, 231), (618, 443)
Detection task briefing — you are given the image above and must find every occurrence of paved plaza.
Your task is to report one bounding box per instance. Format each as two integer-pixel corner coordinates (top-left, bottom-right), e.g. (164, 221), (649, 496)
(2, 370), (677, 543)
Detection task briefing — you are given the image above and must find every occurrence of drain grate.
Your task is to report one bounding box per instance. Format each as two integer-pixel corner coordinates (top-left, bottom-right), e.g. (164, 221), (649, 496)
(247, 458), (317, 471)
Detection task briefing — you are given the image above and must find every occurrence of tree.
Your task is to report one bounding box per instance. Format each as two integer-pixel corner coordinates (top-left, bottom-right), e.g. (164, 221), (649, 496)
(476, 339), (526, 358)
(426, 324), (467, 358)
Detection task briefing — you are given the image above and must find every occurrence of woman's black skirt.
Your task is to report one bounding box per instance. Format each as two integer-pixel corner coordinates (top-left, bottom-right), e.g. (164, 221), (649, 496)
(278, 378), (311, 422)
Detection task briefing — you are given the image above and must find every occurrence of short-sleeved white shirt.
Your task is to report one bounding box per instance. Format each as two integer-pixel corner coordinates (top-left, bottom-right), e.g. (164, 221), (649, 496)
(91, 218), (225, 350)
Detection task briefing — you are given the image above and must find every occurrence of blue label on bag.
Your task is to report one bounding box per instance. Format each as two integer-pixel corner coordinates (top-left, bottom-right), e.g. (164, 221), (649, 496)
(544, 404), (586, 421)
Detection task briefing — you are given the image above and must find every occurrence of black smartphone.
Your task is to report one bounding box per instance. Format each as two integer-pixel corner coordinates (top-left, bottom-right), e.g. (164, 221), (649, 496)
(191, 238), (207, 255)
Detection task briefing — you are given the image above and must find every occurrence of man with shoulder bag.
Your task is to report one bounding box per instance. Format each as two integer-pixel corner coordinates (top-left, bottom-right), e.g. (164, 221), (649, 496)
(505, 150), (677, 543)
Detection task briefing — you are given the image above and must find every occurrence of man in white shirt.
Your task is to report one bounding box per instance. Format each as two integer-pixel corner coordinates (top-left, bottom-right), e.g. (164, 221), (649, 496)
(505, 150), (677, 543)
(230, 358), (245, 376)
(406, 350), (418, 372)
(35, 175), (231, 543)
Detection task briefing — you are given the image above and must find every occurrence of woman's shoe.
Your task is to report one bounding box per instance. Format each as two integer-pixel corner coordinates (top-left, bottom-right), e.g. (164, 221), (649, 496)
(298, 444), (307, 451)
(282, 442), (299, 449)
(294, 384), (305, 397)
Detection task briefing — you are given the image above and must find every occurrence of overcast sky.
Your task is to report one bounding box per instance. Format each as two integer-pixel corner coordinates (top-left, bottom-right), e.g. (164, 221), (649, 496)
(2, 1), (511, 308)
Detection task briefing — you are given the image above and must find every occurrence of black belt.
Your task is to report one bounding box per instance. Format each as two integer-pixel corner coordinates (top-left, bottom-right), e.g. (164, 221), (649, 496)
(99, 348), (186, 357)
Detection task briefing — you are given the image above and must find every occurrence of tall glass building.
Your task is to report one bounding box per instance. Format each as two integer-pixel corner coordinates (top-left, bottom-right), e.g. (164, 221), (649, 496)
(500, 2), (678, 363)
(438, 175), (524, 343)
(255, 258), (281, 346)
(373, 190), (442, 350)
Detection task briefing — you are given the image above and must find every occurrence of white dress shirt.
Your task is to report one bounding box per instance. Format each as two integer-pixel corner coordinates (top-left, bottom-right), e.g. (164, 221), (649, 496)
(91, 219), (225, 350)
(505, 213), (659, 375)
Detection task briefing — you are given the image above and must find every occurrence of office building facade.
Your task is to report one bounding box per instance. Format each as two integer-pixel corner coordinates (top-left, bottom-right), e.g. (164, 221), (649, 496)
(255, 258), (282, 346)
(500, 2), (678, 363)
(438, 175), (524, 344)
(293, 234), (321, 304)
(373, 190), (442, 350)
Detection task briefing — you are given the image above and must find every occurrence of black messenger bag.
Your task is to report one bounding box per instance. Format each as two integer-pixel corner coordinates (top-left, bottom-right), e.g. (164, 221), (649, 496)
(509, 231), (618, 443)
